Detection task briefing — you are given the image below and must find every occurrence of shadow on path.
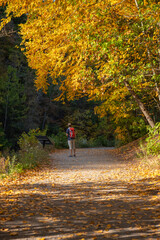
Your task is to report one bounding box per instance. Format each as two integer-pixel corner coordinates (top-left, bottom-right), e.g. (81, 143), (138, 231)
(0, 181), (160, 239)
(0, 148), (160, 239)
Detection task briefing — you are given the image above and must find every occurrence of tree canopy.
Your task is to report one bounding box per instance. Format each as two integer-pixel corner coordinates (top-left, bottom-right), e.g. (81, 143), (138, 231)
(0, 0), (160, 128)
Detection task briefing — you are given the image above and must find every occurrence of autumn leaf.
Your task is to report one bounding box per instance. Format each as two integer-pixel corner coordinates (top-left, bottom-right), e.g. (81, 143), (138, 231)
(9, 232), (18, 236)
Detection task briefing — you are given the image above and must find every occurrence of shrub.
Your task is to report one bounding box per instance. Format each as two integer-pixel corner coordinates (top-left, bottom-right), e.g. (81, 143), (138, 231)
(51, 129), (68, 149)
(0, 156), (8, 174)
(50, 127), (115, 149)
(93, 136), (115, 147)
(76, 136), (115, 148)
(0, 129), (50, 177)
(0, 154), (23, 176)
(145, 122), (160, 156)
(17, 129), (48, 169)
(76, 137), (89, 148)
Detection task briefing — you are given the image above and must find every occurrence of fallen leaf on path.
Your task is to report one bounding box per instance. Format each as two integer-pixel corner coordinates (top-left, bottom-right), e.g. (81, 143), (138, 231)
(1, 228), (9, 232)
(9, 232), (18, 236)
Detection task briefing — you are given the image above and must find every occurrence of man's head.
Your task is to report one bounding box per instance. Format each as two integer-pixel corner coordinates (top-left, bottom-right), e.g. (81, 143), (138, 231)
(68, 123), (71, 127)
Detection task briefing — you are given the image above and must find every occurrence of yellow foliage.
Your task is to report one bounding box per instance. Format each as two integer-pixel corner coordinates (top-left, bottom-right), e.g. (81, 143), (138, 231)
(0, 0), (159, 119)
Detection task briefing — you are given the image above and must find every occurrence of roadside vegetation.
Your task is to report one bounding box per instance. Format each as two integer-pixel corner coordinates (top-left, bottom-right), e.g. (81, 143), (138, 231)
(113, 122), (160, 180)
(0, 129), (51, 179)
(0, 122), (159, 180)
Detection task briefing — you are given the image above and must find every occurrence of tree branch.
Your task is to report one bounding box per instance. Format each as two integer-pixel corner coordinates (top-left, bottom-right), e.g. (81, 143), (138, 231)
(0, 29), (16, 38)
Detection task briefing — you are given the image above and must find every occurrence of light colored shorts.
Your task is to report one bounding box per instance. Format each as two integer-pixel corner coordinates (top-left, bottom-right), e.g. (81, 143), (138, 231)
(68, 139), (75, 150)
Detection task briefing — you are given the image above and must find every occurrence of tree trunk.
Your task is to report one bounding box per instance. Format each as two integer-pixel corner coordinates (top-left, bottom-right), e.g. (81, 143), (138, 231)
(124, 80), (155, 128)
(153, 96), (160, 111)
(42, 110), (47, 130)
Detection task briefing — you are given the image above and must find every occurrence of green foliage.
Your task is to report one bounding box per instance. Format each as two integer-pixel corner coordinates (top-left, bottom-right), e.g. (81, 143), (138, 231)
(0, 0), (160, 152)
(51, 128), (68, 149)
(2, 65), (27, 144)
(76, 136), (115, 148)
(0, 128), (49, 177)
(145, 122), (160, 156)
(0, 13), (40, 149)
(65, 108), (98, 140)
(76, 137), (89, 148)
(18, 128), (46, 150)
(0, 41), (28, 148)
(52, 104), (116, 148)
(114, 116), (147, 147)
(0, 156), (8, 174)
(7, 155), (23, 174)
(50, 116), (115, 149)
(63, 103), (116, 148)
(0, 154), (23, 177)
(128, 117), (147, 142)
(17, 128), (48, 169)
(93, 136), (115, 147)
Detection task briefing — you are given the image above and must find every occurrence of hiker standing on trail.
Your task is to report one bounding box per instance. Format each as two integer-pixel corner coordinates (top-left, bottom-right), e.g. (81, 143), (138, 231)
(66, 123), (76, 157)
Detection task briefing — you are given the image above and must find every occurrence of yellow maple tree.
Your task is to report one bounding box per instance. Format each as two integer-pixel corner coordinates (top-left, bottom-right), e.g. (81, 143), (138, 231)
(0, 0), (159, 127)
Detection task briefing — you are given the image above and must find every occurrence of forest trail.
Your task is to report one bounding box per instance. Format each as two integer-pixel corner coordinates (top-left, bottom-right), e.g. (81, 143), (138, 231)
(0, 148), (160, 240)
(50, 148), (125, 184)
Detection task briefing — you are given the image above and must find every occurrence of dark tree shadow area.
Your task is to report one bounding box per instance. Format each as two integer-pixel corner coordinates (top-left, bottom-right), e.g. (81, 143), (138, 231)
(0, 178), (160, 239)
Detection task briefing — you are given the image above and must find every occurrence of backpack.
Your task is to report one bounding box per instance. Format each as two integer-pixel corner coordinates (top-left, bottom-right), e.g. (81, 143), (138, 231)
(69, 127), (75, 139)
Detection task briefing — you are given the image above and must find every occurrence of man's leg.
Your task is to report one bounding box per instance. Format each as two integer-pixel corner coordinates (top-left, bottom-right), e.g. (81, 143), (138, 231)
(73, 139), (76, 156)
(68, 140), (72, 157)
(71, 140), (73, 156)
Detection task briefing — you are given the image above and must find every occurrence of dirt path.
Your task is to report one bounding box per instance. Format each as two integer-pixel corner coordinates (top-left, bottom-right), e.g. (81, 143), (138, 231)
(0, 148), (160, 240)
(51, 148), (125, 184)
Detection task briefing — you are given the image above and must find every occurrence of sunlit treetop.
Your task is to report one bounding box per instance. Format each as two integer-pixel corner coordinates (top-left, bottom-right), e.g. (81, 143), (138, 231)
(0, 0), (136, 90)
(0, 0), (159, 102)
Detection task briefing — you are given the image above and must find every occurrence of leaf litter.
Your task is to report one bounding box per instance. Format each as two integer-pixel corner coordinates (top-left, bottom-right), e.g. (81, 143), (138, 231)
(0, 148), (159, 239)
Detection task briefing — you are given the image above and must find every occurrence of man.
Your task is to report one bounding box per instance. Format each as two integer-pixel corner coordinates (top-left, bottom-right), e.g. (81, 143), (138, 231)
(66, 123), (76, 157)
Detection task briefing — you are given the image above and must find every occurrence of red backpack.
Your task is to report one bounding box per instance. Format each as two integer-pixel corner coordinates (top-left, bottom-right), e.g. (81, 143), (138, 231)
(69, 127), (75, 139)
